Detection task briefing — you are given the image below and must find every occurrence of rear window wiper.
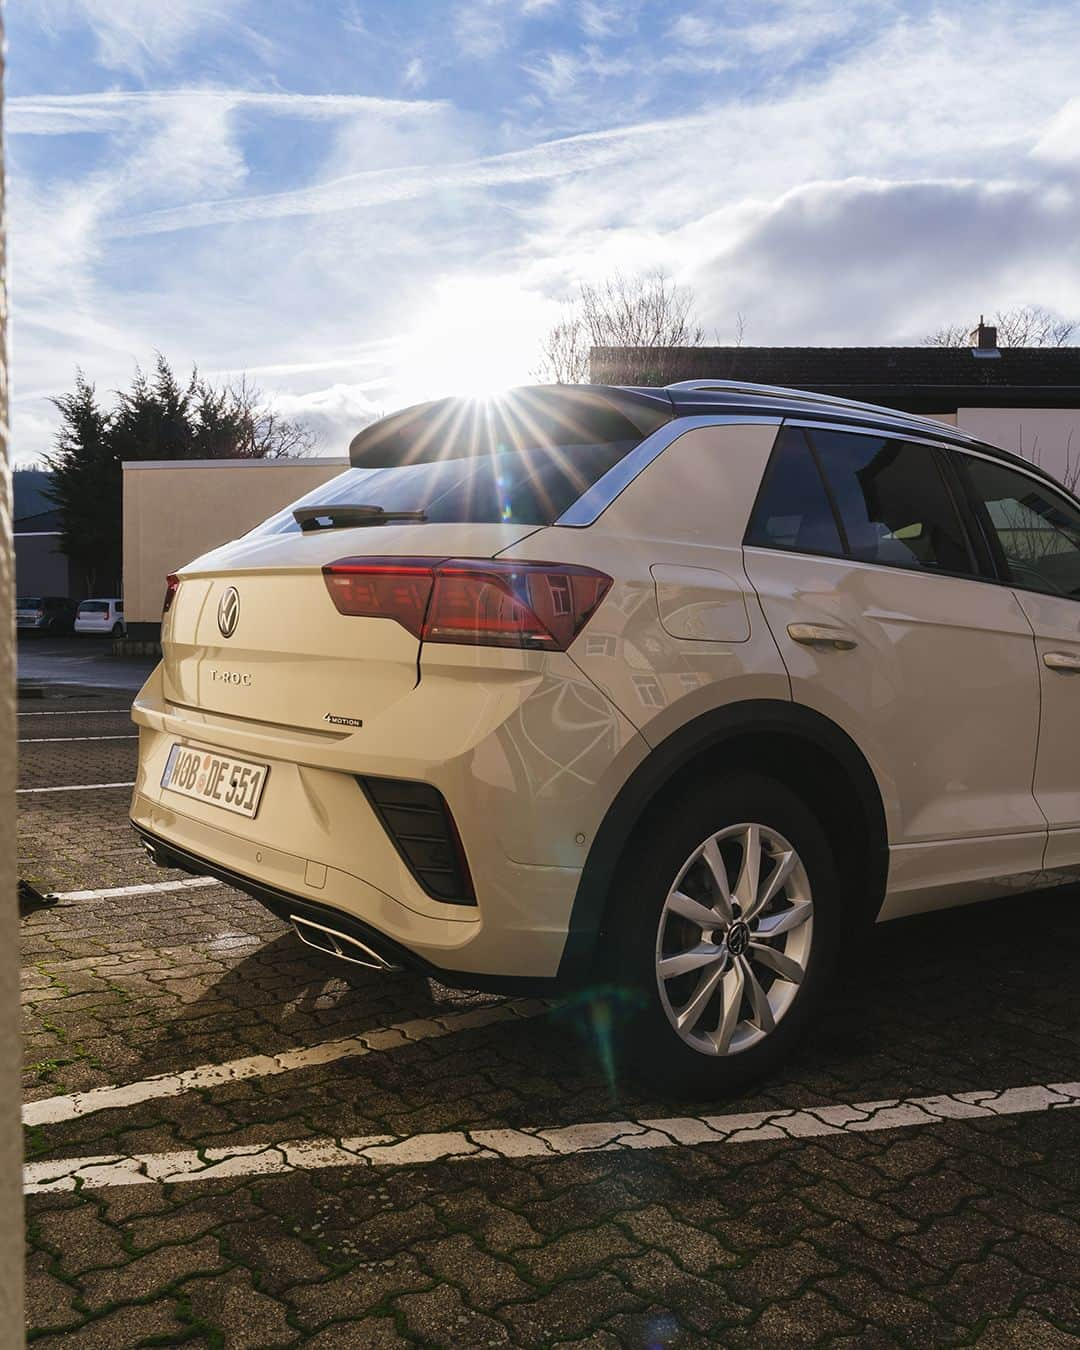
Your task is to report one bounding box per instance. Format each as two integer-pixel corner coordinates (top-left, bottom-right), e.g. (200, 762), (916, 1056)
(294, 504), (428, 531)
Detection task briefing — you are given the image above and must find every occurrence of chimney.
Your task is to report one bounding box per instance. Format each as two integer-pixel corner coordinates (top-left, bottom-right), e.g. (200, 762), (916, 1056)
(969, 315), (998, 350)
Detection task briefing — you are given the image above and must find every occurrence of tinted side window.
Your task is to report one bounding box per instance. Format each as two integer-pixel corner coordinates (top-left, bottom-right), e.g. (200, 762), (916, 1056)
(811, 429), (974, 575)
(961, 457), (1080, 600)
(745, 427), (843, 556)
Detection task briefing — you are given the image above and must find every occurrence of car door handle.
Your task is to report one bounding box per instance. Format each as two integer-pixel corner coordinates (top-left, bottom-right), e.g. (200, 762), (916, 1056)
(787, 623), (858, 651)
(1043, 651), (1080, 673)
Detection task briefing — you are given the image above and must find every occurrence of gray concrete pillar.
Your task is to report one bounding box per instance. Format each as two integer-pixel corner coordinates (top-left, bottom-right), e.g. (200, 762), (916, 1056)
(0, 14), (27, 1343)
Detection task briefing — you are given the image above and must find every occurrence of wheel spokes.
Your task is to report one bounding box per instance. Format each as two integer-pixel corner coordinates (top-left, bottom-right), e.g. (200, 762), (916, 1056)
(667, 889), (724, 931)
(745, 849), (797, 921)
(657, 942), (725, 980)
(675, 961), (727, 1034)
(700, 838), (733, 924)
(655, 820), (813, 1058)
(710, 961), (745, 1055)
(748, 941), (805, 985)
(753, 898), (812, 939)
(733, 824), (760, 912)
(740, 956), (776, 1034)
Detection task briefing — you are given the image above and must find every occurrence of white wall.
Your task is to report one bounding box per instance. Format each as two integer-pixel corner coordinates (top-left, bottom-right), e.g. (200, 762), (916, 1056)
(957, 408), (1080, 490)
(123, 457), (349, 625)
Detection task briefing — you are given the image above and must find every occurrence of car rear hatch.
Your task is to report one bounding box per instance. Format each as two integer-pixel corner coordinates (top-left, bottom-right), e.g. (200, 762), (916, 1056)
(162, 385), (672, 734)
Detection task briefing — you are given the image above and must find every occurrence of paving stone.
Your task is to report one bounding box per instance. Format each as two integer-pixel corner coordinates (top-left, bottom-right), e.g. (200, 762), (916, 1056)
(500, 1272), (642, 1346)
(413, 1232), (534, 1309)
(30, 1298), (187, 1348)
(180, 1267), (297, 1347)
(974, 1309), (1080, 1348)
(303, 1318), (412, 1348)
(518, 1223), (640, 1284)
(394, 1282), (510, 1346)
(610, 1251), (751, 1331)
(78, 1234), (226, 1309)
(288, 1253), (433, 1327)
(619, 1204), (739, 1274)
(23, 1251), (80, 1333)
(815, 1270), (964, 1347)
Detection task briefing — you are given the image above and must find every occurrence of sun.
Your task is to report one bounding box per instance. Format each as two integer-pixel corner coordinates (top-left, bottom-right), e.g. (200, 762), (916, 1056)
(392, 275), (560, 405)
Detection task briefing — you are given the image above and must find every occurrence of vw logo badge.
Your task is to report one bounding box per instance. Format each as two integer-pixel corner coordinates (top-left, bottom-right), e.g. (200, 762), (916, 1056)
(726, 920), (751, 958)
(217, 586), (240, 639)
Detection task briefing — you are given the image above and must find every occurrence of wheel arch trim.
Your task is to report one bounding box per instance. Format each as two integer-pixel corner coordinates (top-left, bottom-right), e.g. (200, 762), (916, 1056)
(559, 699), (889, 982)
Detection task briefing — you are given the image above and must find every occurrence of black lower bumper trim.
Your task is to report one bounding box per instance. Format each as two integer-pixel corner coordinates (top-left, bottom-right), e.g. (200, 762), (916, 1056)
(131, 823), (568, 997)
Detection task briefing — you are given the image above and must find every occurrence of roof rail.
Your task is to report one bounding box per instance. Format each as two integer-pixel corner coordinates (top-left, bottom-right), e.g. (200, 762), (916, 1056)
(664, 379), (965, 438)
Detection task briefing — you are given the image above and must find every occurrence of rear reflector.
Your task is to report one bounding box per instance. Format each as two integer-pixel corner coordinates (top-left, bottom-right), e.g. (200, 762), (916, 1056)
(358, 776), (476, 905)
(323, 557), (611, 651)
(162, 574), (180, 614)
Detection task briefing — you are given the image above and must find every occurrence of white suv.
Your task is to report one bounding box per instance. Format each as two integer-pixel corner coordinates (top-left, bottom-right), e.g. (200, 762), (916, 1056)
(131, 382), (1080, 1092)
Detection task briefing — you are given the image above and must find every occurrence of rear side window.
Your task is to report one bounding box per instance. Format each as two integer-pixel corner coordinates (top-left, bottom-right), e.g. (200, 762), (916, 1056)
(960, 457), (1080, 599)
(744, 427), (843, 556)
(811, 429), (975, 575)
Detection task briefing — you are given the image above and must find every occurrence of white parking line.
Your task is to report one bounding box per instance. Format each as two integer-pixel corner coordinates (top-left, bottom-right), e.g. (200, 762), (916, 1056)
(23, 1000), (547, 1127)
(19, 735), (138, 743)
(17, 781), (135, 794)
(48, 877), (221, 903)
(24, 1081), (1080, 1194)
(18, 709), (131, 716)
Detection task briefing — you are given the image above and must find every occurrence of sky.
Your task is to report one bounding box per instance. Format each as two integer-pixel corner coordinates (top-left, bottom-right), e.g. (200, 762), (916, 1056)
(8, 0), (1080, 466)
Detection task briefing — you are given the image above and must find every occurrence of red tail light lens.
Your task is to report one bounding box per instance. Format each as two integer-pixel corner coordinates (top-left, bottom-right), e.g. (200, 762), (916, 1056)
(163, 574), (180, 614)
(322, 558), (435, 638)
(322, 557), (611, 651)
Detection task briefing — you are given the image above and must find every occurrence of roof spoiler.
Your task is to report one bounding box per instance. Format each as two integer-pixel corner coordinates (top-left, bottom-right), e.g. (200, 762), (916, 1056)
(347, 385), (673, 469)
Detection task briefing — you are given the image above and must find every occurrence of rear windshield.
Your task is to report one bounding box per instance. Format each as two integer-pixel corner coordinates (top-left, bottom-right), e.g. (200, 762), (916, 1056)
(17, 597), (42, 608)
(251, 387), (670, 536)
(78, 601), (108, 614)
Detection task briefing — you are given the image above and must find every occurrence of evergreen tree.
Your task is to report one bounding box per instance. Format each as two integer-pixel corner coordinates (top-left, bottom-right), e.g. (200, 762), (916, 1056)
(45, 356), (314, 597)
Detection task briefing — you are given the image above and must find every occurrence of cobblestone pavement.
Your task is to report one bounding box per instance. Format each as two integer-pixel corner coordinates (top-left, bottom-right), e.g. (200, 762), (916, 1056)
(19, 683), (1080, 1347)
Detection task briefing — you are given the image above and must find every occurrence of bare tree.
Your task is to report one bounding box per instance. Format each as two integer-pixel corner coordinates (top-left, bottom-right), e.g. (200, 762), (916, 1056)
(219, 374), (316, 458)
(535, 269), (706, 385)
(923, 304), (1077, 348)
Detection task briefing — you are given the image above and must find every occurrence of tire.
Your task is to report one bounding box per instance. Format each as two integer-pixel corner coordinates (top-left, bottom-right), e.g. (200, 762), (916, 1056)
(111, 622), (123, 636)
(604, 772), (841, 1097)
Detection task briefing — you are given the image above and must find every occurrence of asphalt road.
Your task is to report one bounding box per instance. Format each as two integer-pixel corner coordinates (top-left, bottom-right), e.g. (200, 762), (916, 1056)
(17, 634), (157, 693)
(17, 673), (1080, 1347)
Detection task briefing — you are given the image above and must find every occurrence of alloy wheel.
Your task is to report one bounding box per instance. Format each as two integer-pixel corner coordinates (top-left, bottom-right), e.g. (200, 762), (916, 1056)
(654, 822), (813, 1057)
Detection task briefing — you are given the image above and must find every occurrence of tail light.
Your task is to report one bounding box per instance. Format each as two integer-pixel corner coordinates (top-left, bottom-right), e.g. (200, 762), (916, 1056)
(323, 557), (611, 651)
(162, 574), (180, 614)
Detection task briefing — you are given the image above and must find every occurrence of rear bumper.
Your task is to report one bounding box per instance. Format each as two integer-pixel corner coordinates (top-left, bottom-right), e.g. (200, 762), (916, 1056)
(133, 824), (569, 995)
(130, 645), (648, 985)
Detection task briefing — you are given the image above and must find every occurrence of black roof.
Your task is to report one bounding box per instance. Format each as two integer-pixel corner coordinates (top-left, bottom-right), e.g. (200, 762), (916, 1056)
(592, 345), (1080, 413)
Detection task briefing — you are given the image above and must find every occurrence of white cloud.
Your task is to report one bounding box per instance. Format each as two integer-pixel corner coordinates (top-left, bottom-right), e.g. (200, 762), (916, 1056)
(667, 14), (714, 45)
(9, 89), (446, 137)
(33, 0), (247, 75)
(402, 57), (427, 90)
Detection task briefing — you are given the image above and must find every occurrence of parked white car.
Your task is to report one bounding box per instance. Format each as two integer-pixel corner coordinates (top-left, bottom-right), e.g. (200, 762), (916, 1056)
(75, 598), (126, 636)
(131, 381), (1080, 1093)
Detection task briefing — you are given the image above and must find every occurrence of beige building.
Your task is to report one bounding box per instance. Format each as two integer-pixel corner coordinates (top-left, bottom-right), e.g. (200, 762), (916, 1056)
(123, 456), (347, 639)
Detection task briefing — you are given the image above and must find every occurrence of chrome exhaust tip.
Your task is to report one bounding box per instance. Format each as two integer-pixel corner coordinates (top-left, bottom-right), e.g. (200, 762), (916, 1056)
(289, 914), (401, 971)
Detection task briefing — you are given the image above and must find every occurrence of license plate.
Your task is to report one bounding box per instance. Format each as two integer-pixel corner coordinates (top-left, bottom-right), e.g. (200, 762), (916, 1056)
(162, 744), (268, 818)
